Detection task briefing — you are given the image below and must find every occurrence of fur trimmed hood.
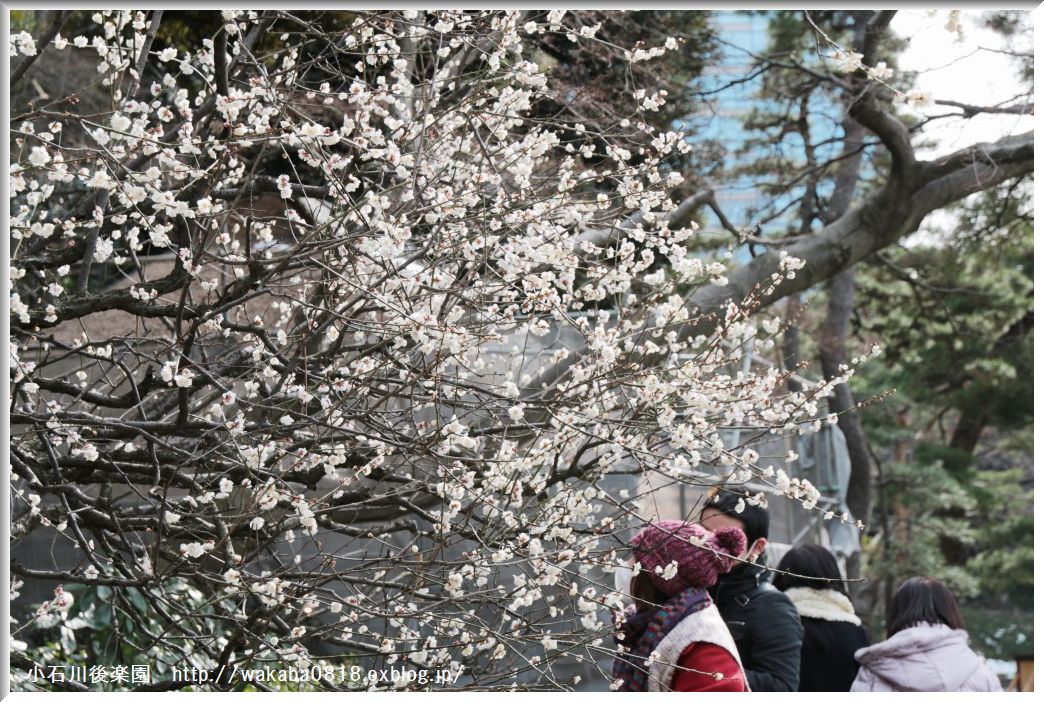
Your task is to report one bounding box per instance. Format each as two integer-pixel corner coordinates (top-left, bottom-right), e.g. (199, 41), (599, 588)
(783, 587), (862, 626)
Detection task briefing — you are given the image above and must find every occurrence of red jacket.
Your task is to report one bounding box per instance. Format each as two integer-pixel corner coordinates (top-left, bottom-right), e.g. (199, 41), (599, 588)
(671, 642), (748, 692)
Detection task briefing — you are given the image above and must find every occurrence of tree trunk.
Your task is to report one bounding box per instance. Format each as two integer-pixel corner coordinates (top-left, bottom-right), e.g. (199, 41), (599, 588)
(814, 114), (875, 528)
(783, 294), (804, 393)
(821, 269), (876, 625)
(874, 446), (893, 637)
(820, 270), (875, 527)
(943, 309), (1031, 471)
(816, 113), (878, 624)
(891, 407), (912, 577)
(946, 408), (988, 471)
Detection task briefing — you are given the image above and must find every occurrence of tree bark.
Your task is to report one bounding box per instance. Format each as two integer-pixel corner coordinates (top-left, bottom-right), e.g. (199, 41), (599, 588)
(947, 409), (988, 467)
(944, 309), (1032, 471)
(815, 112), (876, 528)
(817, 117), (877, 618)
(675, 131), (1034, 338)
(822, 16), (887, 615)
(783, 294), (804, 393)
(820, 270), (875, 527)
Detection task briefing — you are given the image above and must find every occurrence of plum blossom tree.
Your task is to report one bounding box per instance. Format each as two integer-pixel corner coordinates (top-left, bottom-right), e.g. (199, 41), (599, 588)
(7, 9), (1028, 691)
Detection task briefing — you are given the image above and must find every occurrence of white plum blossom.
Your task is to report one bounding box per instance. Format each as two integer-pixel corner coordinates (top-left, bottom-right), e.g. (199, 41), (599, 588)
(93, 237), (114, 263)
(72, 443), (100, 462)
(10, 293), (30, 323)
(256, 481), (281, 511)
(110, 113), (131, 132)
(160, 361), (194, 387)
(906, 91), (934, 110)
(945, 10), (965, 41)
(149, 228), (172, 248)
(833, 49), (864, 74)
(11, 31), (37, 56)
(277, 174), (292, 198)
(179, 541), (214, 559)
(33, 586), (73, 628)
(217, 477), (235, 498)
(867, 61), (894, 81)
(27, 147), (50, 167)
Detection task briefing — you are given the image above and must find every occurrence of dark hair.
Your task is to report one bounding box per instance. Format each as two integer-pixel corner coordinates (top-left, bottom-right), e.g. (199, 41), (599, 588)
(773, 544), (847, 595)
(699, 486), (769, 543)
(775, 544), (860, 655)
(630, 570), (670, 611)
(886, 577), (965, 636)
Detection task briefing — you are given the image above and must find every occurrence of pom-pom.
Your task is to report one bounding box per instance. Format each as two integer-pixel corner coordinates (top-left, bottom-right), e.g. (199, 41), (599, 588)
(711, 526), (747, 563)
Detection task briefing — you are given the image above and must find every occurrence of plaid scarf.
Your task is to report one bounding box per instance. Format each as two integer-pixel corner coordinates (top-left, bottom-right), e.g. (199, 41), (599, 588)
(611, 587), (713, 692)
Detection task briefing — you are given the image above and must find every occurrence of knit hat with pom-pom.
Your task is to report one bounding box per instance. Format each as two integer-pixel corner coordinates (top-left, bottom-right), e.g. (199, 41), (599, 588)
(629, 520), (747, 597)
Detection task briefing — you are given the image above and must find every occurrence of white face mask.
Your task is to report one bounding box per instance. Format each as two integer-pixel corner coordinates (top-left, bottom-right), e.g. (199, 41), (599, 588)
(615, 563), (635, 598)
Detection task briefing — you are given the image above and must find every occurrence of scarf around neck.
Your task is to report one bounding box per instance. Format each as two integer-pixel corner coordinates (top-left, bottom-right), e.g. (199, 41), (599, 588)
(611, 587), (713, 692)
(784, 586), (862, 626)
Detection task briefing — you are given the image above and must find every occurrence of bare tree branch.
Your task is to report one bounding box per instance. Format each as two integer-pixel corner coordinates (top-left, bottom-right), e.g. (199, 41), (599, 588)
(10, 10), (70, 88)
(934, 98), (1034, 117)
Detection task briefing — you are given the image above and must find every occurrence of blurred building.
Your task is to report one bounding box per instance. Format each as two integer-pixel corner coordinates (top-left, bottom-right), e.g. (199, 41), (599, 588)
(687, 11), (848, 244)
(689, 11), (771, 234)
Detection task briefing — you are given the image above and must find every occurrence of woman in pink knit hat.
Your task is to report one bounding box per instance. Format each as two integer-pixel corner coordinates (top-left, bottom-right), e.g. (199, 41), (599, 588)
(611, 520), (750, 692)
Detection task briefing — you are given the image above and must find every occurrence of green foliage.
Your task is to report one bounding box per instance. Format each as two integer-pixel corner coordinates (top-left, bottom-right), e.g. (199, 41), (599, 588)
(683, 7), (1034, 662)
(13, 579), (221, 691)
(981, 11), (1033, 82)
(12, 579), (343, 692)
(865, 456), (981, 597)
(963, 603), (1033, 661)
(9, 10), (38, 33)
(964, 466), (1034, 595)
(856, 182), (1033, 442)
(855, 179), (1033, 652)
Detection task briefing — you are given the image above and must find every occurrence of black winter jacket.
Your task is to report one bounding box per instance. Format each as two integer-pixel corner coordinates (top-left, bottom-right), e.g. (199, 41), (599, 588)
(796, 618), (869, 691)
(709, 562), (804, 692)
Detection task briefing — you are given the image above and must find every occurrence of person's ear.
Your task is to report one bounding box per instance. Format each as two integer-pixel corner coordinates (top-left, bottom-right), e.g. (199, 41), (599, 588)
(749, 537), (768, 561)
